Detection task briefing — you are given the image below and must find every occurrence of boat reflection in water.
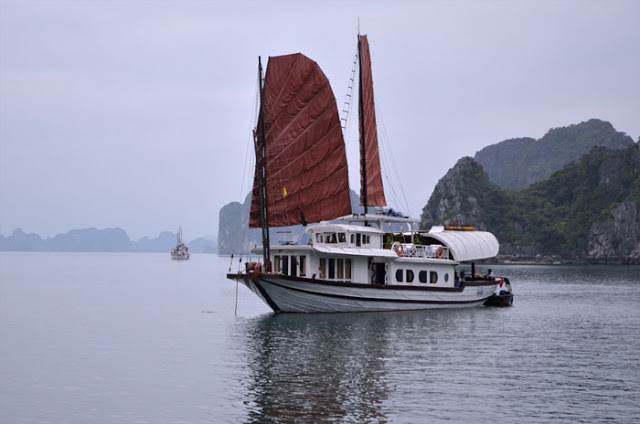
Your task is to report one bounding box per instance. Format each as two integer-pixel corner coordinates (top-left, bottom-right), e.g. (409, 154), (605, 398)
(233, 309), (473, 423)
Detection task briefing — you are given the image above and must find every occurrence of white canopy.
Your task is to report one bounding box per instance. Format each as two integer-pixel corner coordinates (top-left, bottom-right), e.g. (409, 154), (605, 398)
(425, 230), (499, 262)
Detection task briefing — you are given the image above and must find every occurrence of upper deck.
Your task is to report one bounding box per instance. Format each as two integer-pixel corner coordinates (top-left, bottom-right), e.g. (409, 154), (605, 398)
(256, 213), (499, 264)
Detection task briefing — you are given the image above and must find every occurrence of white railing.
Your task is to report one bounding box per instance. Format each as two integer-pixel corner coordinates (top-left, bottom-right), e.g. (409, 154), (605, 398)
(391, 242), (449, 259)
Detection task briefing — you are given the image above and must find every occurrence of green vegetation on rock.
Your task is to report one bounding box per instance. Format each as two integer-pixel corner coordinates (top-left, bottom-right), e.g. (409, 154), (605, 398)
(474, 119), (634, 189)
(422, 143), (640, 263)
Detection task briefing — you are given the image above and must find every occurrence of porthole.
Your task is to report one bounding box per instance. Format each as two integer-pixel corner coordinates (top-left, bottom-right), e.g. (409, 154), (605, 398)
(419, 271), (427, 283)
(444, 273), (449, 282)
(406, 270), (414, 283)
(430, 271), (438, 284)
(395, 269), (403, 283)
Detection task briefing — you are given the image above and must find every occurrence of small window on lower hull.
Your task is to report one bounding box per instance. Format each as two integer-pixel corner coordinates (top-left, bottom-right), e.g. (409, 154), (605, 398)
(419, 270), (427, 283)
(395, 269), (403, 283)
(406, 270), (414, 283)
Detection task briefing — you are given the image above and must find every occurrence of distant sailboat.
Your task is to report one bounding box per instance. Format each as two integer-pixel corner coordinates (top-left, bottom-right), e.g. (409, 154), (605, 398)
(227, 33), (512, 312)
(171, 226), (190, 260)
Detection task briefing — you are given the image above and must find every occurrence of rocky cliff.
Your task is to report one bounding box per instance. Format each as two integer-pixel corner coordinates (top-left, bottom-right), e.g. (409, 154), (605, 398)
(588, 201), (640, 263)
(422, 143), (640, 263)
(217, 193), (256, 255)
(474, 119), (634, 189)
(420, 157), (511, 231)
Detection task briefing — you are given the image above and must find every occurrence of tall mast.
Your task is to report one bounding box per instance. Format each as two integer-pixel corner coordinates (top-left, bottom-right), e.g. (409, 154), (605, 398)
(357, 34), (368, 220)
(255, 56), (271, 270)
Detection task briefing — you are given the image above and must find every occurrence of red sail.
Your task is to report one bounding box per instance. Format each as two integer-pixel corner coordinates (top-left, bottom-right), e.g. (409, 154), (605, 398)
(358, 34), (387, 207)
(249, 53), (352, 228)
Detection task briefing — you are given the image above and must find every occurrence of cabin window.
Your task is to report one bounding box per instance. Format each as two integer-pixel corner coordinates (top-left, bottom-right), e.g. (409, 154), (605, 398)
(350, 234), (355, 244)
(345, 259), (352, 280)
(319, 258), (326, 279)
(315, 233), (322, 243)
(328, 258), (336, 279)
(291, 256), (298, 277)
(337, 258), (344, 279)
(406, 270), (414, 283)
(419, 270), (427, 283)
(299, 256), (306, 276)
(338, 233), (346, 243)
(395, 269), (403, 283)
(444, 272), (449, 282)
(282, 256), (289, 276)
(430, 271), (438, 284)
(356, 234), (362, 246)
(274, 255), (281, 273)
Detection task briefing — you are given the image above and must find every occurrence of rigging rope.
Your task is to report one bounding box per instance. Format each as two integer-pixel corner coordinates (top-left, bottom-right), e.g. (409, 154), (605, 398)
(340, 52), (358, 132)
(377, 102), (411, 215)
(238, 76), (260, 202)
(338, 42), (410, 216)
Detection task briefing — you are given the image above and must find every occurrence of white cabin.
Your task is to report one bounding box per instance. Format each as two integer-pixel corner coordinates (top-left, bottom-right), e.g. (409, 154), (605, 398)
(261, 214), (499, 289)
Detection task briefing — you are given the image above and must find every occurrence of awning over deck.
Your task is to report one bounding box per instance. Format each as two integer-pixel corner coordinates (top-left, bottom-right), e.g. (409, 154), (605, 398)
(425, 230), (499, 262)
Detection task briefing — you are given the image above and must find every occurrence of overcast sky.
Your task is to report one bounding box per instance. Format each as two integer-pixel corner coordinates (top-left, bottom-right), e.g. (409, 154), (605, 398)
(1, 0), (639, 239)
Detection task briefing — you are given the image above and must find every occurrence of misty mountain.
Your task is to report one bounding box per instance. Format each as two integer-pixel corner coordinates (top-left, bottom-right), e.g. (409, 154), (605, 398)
(47, 227), (133, 252)
(474, 119), (634, 189)
(134, 231), (176, 252)
(188, 236), (217, 253)
(0, 228), (216, 253)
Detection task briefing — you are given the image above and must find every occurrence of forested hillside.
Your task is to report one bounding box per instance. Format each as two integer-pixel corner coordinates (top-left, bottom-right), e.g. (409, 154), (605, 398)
(422, 144), (640, 263)
(474, 119), (634, 189)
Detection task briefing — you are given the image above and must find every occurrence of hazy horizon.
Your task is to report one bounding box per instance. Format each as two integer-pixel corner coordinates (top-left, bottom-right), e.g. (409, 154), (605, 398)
(2, 0), (639, 240)
(0, 225), (216, 241)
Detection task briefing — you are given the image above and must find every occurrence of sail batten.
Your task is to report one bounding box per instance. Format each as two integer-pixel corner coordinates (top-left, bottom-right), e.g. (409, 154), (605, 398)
(358, 34), (387, 208)
(249, 53), (352, 228)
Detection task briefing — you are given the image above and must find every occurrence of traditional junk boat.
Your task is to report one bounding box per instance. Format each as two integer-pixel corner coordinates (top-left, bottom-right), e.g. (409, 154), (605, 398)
(227, 34), (512, 312)
(171, 226), (190, 260)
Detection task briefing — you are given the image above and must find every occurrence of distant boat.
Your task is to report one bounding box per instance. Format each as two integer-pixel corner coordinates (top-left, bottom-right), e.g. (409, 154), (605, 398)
(227, 33), (512, 312)
(171, 226), (190, 260)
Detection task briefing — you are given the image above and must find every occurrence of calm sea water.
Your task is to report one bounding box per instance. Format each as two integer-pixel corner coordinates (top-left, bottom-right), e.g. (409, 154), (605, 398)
(1, 253), (639, 423)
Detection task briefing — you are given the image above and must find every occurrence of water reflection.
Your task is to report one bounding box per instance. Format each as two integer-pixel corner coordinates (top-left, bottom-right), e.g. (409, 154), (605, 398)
(233, 310), (471, 423)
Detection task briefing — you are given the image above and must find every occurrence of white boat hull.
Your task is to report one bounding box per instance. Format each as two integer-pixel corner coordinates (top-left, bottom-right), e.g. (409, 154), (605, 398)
(231, 274), (497, 313)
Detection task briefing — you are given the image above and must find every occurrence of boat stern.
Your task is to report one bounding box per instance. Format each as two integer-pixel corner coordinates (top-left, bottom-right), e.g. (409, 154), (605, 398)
(484, 277), (514, 307)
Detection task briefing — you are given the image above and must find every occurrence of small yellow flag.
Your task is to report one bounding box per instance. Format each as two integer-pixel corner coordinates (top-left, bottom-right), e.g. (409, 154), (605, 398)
(282, 186), (288, 198)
